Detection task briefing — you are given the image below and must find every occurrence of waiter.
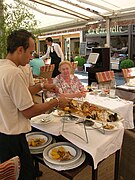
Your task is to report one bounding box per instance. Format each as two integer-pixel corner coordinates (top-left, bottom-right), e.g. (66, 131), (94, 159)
(41, 37), (64, 77)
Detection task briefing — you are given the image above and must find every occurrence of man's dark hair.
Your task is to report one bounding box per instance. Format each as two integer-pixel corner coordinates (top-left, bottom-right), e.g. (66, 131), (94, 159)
(45, 37), (53, 42)
(7, 29), (35, 53)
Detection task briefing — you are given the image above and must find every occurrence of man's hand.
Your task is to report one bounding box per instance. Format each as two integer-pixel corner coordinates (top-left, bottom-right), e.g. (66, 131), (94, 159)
(44, 83), (59, 93)
(58, 97), (70, 109)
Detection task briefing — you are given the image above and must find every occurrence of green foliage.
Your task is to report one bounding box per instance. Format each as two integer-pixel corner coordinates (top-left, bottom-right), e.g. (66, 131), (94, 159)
(74, 56), (85, 66)
(120, 59), (134, 69)
(0, 0), (40, 58)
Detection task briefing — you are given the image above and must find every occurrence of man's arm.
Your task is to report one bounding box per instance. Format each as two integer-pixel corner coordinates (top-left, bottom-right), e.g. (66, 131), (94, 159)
(40, 47), (50, 60)
(29, 82), (59, 95)
(21, 97), (69, 119)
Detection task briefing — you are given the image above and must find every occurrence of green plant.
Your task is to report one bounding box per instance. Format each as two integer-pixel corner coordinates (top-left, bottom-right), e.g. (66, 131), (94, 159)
(74, 56), (85, 67)
(0, 0), (39, 58)
(120, 59), (134, 69)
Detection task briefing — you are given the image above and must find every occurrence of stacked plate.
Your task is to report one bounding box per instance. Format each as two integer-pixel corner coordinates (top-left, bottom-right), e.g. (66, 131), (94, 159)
(26, 132), (53, 154)
(43, 142), (86, 171)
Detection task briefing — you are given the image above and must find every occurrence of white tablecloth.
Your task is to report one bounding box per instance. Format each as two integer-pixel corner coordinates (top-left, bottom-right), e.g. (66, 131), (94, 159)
(117, 84), (135, 91)
(31, 113), (124, 169)
(84, 93), (134, 129)
(116, 84), (135, 102)
(60, 121), (124, 169)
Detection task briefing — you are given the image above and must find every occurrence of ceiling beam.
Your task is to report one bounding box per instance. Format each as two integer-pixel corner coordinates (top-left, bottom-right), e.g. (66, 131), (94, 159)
(76, 0), (113, 13)
(29, 0), (92, 21)
(60, 0), (106, 18)
(18, 0), (76, 19)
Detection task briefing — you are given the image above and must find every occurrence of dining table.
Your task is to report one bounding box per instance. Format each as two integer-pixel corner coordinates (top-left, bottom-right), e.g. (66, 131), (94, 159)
(116, 84), (135, 102)
(29, 92), (135, 179)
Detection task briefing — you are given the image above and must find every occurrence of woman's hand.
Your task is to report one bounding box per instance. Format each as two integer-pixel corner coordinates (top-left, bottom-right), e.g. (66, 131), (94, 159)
(76, 91), (86, 98)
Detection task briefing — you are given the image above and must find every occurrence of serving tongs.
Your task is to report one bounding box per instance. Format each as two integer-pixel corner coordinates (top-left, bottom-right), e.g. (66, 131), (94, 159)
(62, 117), (89, 143)
(76, 118), (105, 134)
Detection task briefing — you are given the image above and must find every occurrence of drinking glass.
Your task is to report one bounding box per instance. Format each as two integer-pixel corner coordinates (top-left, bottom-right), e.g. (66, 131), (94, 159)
(91, 82), (98, 95)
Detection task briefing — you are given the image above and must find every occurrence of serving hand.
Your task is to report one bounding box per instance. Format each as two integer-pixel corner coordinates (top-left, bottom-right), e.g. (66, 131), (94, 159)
(44, 83), (59, 93)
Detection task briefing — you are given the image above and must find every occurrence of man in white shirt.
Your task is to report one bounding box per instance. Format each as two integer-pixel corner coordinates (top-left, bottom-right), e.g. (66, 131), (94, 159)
(0, 29), (68, 180)
(41, 37), (64, 77)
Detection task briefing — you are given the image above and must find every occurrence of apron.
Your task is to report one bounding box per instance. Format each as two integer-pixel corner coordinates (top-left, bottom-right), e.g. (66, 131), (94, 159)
(50, 46), (61, 78)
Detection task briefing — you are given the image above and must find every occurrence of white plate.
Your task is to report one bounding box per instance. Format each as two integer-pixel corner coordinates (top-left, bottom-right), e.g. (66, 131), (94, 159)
(30, 148), (45, 154)
(26, 132), (52, 150)
(78, 121), (102, 129)
(51, 110), (66, 117)
(45, 97), (54, 102)
(126, 83), (135, 87)
(43, 152), (86, 171)
(102, 122), (122, 132)
(43, 142), (82, 165)
(30, 114), (54, 125)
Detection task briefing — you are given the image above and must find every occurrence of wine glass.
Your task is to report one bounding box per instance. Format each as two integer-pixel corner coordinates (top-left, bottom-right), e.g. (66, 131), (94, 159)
(91, 82), (98, 95)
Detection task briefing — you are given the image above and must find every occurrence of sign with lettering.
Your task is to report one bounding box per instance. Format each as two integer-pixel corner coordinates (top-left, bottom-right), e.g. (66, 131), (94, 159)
(87, 25), (127, 35)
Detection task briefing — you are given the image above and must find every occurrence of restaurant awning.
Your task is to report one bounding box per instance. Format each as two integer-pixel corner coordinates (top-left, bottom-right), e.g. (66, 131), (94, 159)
(4, 0), (135, 35)
(17, 0), (135, 31)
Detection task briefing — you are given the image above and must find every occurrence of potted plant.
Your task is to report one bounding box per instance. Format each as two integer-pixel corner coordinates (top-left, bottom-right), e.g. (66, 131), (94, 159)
(74, 56), (85, 71)
(120, 59), (134, 69)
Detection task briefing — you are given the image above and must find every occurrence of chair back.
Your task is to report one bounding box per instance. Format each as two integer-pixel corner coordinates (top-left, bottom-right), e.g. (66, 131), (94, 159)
(96, 70), (115, 83)
(71, 61), (78, 74)
(122, 67), (135, 83)
(40, 64), (55, 79)
(96, 70), (116, 90)
(0, 156), (20, 180)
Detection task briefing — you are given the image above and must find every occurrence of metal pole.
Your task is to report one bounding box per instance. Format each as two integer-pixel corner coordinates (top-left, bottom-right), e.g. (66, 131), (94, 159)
(106, 17), (111, 47)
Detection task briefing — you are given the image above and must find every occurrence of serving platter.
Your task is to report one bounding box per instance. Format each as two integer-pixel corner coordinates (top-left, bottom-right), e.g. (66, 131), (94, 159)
(43, 142), (82, 165)
(61, 99), (123, 123)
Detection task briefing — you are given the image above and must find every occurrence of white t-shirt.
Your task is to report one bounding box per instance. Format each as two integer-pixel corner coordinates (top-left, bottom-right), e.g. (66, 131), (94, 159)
(0, 59), (34, 134)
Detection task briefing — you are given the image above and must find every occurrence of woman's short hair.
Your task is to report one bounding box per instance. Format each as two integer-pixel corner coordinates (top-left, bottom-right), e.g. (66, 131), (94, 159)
(59, 61), (72, 72)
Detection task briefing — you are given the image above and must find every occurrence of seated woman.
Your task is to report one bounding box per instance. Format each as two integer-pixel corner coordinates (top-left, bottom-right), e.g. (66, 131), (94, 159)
(29, 52), (45, 77)
(47, 61), (86, 98)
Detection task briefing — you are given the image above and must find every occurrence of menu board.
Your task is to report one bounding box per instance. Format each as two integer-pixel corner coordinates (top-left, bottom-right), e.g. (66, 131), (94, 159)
(87, 53), (99, 64)
(80, 42), (86, 56)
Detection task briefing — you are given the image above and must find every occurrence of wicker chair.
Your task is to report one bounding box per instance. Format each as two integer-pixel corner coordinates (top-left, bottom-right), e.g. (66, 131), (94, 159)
(40, 64), (55, 79)
(96, 70), (115, 88)
(0, 156), (20, 180)
(122, 67), (135, 84)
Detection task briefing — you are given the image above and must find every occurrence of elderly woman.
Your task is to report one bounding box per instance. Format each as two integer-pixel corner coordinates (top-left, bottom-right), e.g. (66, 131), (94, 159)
(51, 61), (86, 98)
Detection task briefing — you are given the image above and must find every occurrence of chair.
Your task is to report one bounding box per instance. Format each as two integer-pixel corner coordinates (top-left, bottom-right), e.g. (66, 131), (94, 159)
(96, 70), (116, 91)
(96, 70), (115, 83)
(70, 61), (78, 74)
(40, 64), (55, 103)
(122, 67), (135, 84)
(0, 156), (20, 180)
(40, 64), (55, 79)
